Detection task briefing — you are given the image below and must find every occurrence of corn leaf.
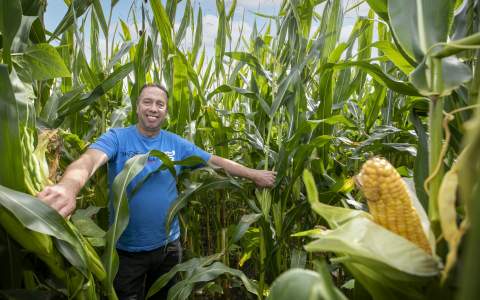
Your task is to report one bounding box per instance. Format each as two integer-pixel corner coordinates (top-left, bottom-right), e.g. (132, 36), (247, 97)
(11, 16), (38, 54)
(0, 65), (27, 192)
(388, 0), (454, 62)
(102, 153), (150, 294)
(48, 0), (93, 42)
(365, 0), (388, 20)
(215, 0), (226, 77)
(303, 170), (440, 299)
(454, 92), (480, 299)
(57, 62), (133, 117)
(146, 253), (223, 299)
(175, 262), (257, 299)
(370, 41), (415, 75)
(0, 185), (90, 277)
(92, 0), (108, 39)
(410, 109), (429, 210)
(267, 268), (347, 300)
(165, 175), (243, 235)
(23, 44), (71, 80)
(0, 0), (22, 67)
(323, 61), (421, 96)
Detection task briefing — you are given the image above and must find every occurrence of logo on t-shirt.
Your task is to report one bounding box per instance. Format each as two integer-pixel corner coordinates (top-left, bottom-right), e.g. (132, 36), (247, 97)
(165, 150), (175, 161)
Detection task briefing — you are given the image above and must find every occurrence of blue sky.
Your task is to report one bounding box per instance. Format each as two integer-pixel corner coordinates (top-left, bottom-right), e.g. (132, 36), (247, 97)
(44, 0), (369, 58)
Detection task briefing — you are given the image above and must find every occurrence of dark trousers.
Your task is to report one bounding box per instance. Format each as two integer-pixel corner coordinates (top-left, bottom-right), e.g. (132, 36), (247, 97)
(113, 239), (182, 300)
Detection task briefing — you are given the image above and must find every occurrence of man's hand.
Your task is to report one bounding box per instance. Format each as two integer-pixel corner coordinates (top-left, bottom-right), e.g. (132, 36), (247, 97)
(251, 169), (277, 188)
(37, 149), (108, 217)
(37, 182), (76, 217)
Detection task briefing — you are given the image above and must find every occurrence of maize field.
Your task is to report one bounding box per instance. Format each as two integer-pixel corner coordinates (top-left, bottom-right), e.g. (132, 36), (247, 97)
(0, 0), (479, 299)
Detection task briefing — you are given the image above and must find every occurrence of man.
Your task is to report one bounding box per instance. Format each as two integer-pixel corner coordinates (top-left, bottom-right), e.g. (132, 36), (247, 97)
(38, 83), (276, 300)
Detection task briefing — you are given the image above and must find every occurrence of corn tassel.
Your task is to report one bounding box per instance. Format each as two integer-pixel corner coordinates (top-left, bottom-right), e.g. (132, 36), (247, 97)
(357, 157), (432, 254)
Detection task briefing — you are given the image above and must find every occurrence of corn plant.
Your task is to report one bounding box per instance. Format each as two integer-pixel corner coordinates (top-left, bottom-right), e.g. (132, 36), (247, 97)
(0, 0), (479, 299)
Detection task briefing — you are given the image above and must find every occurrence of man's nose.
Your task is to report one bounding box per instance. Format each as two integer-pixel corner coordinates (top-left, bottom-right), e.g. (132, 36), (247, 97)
(149, 104), (160, 112)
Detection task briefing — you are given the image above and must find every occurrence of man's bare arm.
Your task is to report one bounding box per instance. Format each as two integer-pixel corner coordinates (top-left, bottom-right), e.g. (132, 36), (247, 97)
(37, 148), (108, 217)
(208, 155), (276, 188)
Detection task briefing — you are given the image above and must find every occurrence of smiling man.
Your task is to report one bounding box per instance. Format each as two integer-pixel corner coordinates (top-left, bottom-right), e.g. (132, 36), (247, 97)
(37, 83), (276, 300)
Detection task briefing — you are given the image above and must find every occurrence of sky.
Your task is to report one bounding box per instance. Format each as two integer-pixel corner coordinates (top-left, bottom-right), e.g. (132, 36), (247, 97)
(43, 0), (370, 58)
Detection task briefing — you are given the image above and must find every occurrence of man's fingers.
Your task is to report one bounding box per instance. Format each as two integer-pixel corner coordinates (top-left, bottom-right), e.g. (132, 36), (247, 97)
(50, 199), (66, 211)
(58, 205), (73, 218)
(39, 192), (58, 205)
(37, 187), (53, 199)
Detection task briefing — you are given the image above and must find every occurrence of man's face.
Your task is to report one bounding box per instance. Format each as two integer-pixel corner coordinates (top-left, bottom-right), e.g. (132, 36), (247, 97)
(136, 86), (168, 135)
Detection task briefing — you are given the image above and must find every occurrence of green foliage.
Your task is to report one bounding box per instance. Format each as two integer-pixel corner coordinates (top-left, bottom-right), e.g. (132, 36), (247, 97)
(0, 0), (478, 298)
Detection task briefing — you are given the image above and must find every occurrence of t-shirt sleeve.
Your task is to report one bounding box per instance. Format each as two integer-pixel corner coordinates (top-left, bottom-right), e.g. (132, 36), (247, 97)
(89, 129), (119, 160)
(181, 140), (211, 167)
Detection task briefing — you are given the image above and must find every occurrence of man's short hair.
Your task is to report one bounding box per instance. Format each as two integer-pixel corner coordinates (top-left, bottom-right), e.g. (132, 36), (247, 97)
(139, 83), (169, 100)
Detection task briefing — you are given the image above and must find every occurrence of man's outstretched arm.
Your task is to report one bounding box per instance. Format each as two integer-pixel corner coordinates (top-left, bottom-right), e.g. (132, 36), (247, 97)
(208, 155), (276, 188)
(37, 148), (108, 217)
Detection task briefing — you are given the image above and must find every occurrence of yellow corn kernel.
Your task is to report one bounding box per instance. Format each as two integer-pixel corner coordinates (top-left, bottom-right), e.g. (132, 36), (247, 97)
(357, 157), (432, 254)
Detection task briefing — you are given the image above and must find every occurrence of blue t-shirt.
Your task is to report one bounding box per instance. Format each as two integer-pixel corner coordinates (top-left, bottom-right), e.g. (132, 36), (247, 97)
(89, 125), (211, 251)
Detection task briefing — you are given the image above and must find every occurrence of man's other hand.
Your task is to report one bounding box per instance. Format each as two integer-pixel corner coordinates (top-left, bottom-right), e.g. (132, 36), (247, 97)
(251, 170), (277, 188)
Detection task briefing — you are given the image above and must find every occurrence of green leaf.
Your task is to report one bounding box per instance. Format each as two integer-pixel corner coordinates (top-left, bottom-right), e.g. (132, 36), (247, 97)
(207, 84), (270, 114)
(0, 0), (22, 67)
(230, 213), (262, 244)
(458, 117), (480, 299)
(267, 268), (347, 300)
(310, 115), (355, 128)
(129, 34), (147, 123)
(107, 41), (133, 70)
(388, 0), (454, 62)
(71, 207), (106, 239)
(40, 86), (84, 127)
(270, 38), (325, 116)
(304, 217), (440, 291)
(167, 261), (258, 300)
(410, 56), (472, 96)
(318, 0), (343, 63)
(303, 171), (440, 298)
(146, 253), (223, 299)
(174, 0), (191, 45)
(190, 6), (203, 63)
(150, 0), (175, 55)
(225, 51), (272, 82)
(11, 16), (38, 54)
(364, 83), (387, 131)
(215, 0), (226, 77)
(370, 41), (415, 75)
(410, 109), (429, 210)
(92, 0), (108, 39)
(102, 153), (151, 290)
(365, 0), (388, 20)
(57, 62), (133, 117)
(48, 0), (93, 42)
(0, 185), (90, 276)
(324, 61), (420, 96)
(23, 44), (71, 80)
(0, 65), (27, 192)
(165, 175), (243, 235)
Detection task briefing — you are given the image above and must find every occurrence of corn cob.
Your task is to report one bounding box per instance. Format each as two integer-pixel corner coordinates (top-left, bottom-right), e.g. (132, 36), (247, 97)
(357, 157), (432, 254)
(21, 127), (55, 195)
